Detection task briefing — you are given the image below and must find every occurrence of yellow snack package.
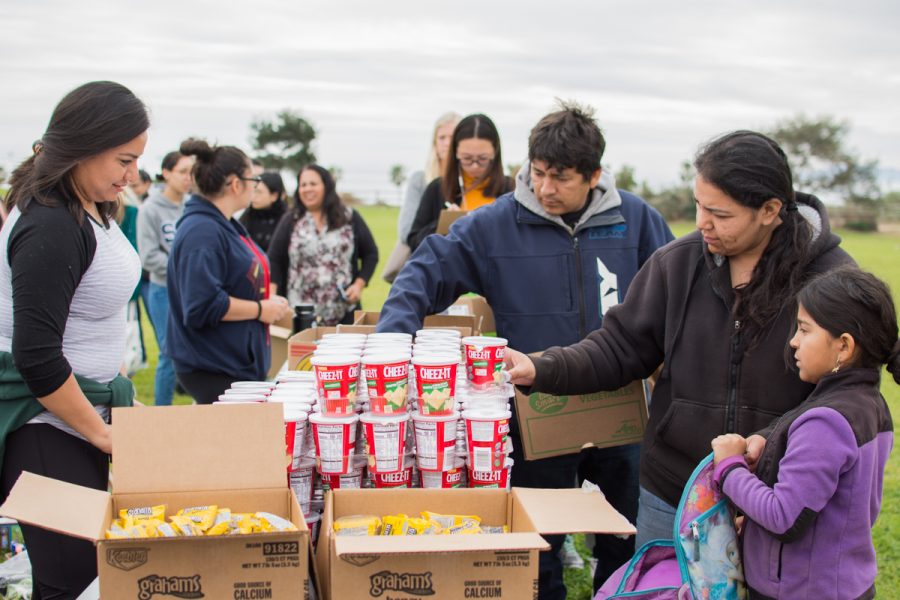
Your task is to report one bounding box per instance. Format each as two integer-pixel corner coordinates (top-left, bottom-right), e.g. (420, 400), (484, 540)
(233, 513), (263, 535)
(334, 515), (382, 536)
(156, 522), (180, 537)
(205, 509), (233, 536)
(380, 514), (409, 536)
(480, 525), (509, 534)
(169, 516), (203, 536)
(118, 505), (166, 524)
(256, 512), (298, 532)
(443, 520), (483, 535)
(105, 522), (145, 539)
(405, 517), (438, 535)
(421, 511), (481, 530)
(176, 505), (218, 531)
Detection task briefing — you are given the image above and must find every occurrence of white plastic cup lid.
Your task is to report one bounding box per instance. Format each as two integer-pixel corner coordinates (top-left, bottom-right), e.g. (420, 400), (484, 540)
(309, 412), (359, 425)
(462, 336), (508, 348)
(411, 410), (460, 423)
(310, 355), (361, 367)
(360, 411), (411, 424)
(462, 409), (512, 421)
(412, 354), (459, 366)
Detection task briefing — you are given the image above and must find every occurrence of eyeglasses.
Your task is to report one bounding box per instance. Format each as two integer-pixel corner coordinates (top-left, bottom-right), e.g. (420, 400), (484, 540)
(236, 176), (263, 187)
(456, 155), (494, 167)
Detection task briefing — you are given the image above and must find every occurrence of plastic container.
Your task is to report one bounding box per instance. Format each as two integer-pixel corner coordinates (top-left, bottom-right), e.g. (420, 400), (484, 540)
(360, 412), (410, 473)
(309, 412), (359, 474)
(362, 353), (411, 414)
(411, 411), (459, 471)
(468, 457), (514, 489)
(289, 457), (317, 514)
(419, 457), (467, 489)
(283, 406), (310, 471)
(311, 355), (360, 415)
(463, 409), (512, 472)
(462, 336), (508, 390)
(411, 354), (459, 415)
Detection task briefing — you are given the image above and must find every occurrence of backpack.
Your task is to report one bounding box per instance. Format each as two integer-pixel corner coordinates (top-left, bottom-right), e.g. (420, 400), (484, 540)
(595, 454), (748, 600)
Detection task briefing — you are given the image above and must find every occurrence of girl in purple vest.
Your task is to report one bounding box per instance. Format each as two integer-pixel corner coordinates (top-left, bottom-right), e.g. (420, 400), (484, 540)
(712, 266), (898, 600)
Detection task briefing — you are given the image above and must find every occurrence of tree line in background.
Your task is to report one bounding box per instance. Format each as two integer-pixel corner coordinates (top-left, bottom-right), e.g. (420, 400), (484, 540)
(7, 111), (895, 227)
(611, 115), (898, 231)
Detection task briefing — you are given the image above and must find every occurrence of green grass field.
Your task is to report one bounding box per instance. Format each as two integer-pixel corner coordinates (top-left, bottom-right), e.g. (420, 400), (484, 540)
(131, 206), (900, 599)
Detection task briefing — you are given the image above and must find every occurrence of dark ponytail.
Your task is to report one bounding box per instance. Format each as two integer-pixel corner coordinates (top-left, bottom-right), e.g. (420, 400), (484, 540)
(798, 266), (899, 384)
(179, 138), (248, 198)
(694, 130), (812, 344)
(6, 81), (149, 226)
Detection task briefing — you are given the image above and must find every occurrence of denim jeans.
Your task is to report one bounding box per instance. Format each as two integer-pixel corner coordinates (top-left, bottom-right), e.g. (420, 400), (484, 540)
(146, 282), (175, 406)
(634, 485), (677, 548)
(508, 429), (580, 600)
(577, 443), (641, 591)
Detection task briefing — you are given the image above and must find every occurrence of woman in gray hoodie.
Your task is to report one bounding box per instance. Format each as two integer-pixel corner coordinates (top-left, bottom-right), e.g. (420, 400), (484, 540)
(136, 151), (191, 405)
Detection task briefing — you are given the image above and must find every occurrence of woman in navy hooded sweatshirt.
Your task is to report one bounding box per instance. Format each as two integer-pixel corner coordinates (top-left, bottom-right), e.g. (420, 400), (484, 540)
(712, 266), (897, 600)
(166, 139), (291, 404)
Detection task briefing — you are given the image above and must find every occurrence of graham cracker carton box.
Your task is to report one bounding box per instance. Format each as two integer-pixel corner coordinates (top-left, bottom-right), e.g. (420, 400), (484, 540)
(317, 487), (634, 599)
(1, 403), (317, 599)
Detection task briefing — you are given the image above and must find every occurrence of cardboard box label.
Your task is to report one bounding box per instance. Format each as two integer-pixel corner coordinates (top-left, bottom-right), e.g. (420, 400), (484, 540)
(515, 382), (648, 460)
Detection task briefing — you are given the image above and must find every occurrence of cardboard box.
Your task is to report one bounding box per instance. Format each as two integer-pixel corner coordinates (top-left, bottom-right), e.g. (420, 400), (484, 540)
(352, 311), (481, 337)
(514, 381), (649, 461)
(317, 487), (634, 600)
(268, 324), (292, 379)
(436, 209), (469, 235)
(1, 404), (317, 599)
(447, 295), (496, 334)
(288, 326), (338, 370)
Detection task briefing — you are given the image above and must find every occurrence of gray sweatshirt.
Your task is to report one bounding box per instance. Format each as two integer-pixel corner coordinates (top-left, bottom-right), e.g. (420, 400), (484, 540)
(136, 189), (184, 286)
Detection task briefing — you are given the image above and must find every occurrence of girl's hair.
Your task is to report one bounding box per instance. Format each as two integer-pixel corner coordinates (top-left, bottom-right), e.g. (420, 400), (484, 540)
(424, 112), (461, 181)
(798, 266), (900, 384)
(291, 164), (348, 230)
(259, 171), (286, 202)
(441, 114), (507, 203)
(6, 81), (149, 226)
(694, 130), (813, 344)
(179, 138), (249, 198)
(160, 150), (185, 173)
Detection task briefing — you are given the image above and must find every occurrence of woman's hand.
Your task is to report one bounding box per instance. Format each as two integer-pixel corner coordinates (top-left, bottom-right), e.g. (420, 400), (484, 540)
(711, 433), (748, 465)
(344, 279), (365, 304)
(504, 348), (536, 386)
(259, 295), (291, 324)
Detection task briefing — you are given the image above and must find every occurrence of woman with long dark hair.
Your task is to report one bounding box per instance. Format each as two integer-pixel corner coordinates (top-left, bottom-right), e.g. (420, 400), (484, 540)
(167, 139), (291, 405)
(505, 130), (855, 547)
(406, 113), (514, 250)
(0, 81), (147, 599)
(268, 164), (379, 326)
(239, 171), (288, 252)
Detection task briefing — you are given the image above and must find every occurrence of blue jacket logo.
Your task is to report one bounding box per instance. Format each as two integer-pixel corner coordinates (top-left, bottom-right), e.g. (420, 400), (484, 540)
(588, 223), (627, 239)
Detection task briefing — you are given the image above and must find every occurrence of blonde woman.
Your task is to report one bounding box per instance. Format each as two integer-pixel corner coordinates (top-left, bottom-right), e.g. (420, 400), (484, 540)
(382, 111), (460, 282)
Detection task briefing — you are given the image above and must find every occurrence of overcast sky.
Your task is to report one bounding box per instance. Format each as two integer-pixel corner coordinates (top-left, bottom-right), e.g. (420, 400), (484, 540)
(1, 0), (898, 201)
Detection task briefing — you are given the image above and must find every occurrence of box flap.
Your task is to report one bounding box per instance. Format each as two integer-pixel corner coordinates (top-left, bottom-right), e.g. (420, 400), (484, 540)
(0, 472), (108, 542)
(335, 532), (548, 556)
(112, 403), (287, 494)
(513, 488), (636, 536)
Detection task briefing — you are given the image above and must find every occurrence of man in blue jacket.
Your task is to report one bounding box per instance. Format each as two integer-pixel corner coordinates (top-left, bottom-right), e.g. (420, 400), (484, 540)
(377, 102), (674, 599)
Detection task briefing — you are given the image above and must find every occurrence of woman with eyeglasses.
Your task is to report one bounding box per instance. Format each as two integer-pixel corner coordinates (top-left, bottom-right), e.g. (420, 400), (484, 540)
(268, 164), (379, 326)
(406, 113), (514, 251)
(166, 138), (291, 404)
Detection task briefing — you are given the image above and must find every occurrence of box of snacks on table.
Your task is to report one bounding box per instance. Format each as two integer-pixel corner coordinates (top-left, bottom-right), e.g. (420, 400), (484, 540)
(316, 487), (635, 600)
(0, 403), (318, 599)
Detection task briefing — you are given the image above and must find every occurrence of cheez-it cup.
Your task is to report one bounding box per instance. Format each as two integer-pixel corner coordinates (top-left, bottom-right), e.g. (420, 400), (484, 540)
(411, 354), (458, 415)
(371, 456), (415, 489)
(309, 412), (359, 474)
(463, 409), (511, 472)
(469, 457), (514, 489)
(411, 411), (459, 471)
(311, 354), (360, 415)
(462, 336), (507, 390)
(318, 456), (366, 490)
(360, 411), (409, 472)
(419, 457), (467, 489)
(283, 406), (309, 471)
(363, 353), (410, 414)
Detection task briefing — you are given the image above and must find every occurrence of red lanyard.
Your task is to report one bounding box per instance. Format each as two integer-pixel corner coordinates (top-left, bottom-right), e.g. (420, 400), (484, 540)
(239, 235), (270, 300)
